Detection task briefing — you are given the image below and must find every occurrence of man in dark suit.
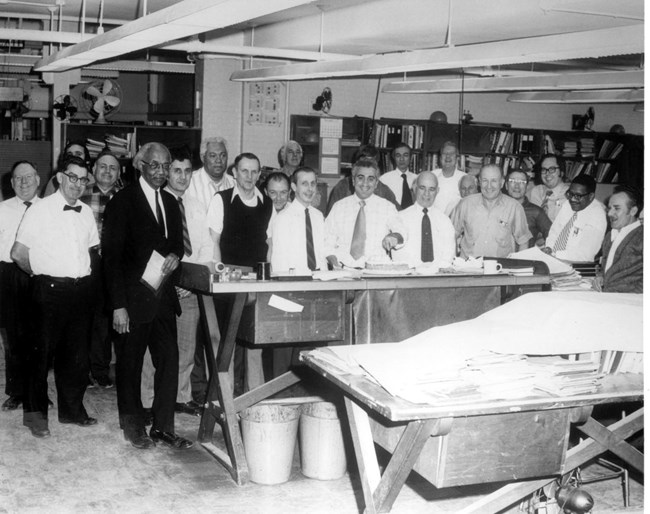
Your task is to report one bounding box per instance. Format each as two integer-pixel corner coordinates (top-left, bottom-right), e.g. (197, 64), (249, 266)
(599, 186), (643, 293)
(102, 142), (192, 450)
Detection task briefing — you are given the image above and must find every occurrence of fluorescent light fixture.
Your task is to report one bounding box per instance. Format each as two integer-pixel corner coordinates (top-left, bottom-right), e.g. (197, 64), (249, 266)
(507, 90), (644, 103)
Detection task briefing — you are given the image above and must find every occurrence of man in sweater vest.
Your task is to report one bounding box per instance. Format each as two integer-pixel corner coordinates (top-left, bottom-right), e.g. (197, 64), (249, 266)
(207, 152), (273, 391)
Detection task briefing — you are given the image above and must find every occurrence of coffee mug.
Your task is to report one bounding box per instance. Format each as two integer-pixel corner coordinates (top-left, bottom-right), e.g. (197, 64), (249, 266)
(483, 260), (503, 274)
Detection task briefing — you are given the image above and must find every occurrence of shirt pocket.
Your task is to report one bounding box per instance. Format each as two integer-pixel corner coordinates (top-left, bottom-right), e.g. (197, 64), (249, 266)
(494, 222), (512, 248)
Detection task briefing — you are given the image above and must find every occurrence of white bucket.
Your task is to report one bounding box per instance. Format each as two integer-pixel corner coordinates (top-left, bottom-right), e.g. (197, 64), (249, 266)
(299, 402), (347, 480)
(240, 404), (300, 485)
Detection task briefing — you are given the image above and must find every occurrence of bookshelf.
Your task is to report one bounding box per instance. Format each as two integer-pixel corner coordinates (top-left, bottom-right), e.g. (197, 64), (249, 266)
(62, 122), (202, 183)
(290, 115), (369, 176)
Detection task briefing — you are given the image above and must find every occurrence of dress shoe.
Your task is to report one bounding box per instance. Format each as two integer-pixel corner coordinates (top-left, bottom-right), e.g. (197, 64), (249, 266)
(2, 396), (22, 411)
(149, 429), (193, 450)
(29, 427), (51, 438)
(174, 401), (203, 416)
(59, 416), (98, 427)
(124, 429), (156, 450)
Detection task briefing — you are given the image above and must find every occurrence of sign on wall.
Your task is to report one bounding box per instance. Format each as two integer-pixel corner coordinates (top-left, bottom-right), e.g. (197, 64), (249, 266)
(247, 82), (284, 126)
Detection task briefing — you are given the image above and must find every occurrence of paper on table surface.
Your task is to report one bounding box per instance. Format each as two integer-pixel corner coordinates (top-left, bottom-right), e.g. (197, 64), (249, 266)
(268, 294), (304, 313)
(508, 246), (572, 274)
(140, 250), (166, 293)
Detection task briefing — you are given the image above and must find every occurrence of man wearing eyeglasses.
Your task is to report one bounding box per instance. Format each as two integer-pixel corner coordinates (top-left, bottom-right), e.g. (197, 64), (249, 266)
(527, 154), (569, 222)
(11, 156), (99, 439)
(103, 143), (192, 450)
(80, 150), (122, 390)
(505, 170), (552, 247)
(542, 175), (606, 262)
(0, 161), (41, 412)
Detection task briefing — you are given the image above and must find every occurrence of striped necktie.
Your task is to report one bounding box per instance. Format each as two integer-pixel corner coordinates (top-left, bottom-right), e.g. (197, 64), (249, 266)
(350, 200), (366, 260)
(553, 212), (578, 252)
(178, 197), (192, 257)
(400, 174), (413, 209)
(305, 208), (316, 270)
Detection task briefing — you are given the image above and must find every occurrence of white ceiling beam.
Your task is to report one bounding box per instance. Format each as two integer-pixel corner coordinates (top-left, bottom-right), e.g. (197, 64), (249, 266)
(507, 90), (644, 104)
(230, 25), (644, 81)
(34, 0), (316, 73)
(382, 70), (644, 93)
(158, 40), (352, 62)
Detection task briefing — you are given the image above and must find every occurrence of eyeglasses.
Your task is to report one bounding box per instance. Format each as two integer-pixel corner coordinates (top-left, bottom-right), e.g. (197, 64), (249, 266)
(565, 190), (590, 200)
(142, 160), (171, 172)
(541, 166), (560, 175)
(61, 172), (90, 185)
(507, 179), (527, 185)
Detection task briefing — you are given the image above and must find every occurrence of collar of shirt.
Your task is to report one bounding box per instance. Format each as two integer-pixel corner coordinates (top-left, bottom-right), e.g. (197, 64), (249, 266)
(91, 183), (119, 196)
(163, 186), (181, 200)
(610, 220), (641, 242)
(56, 188), (80, 208)
(230, 182), (263, 204)
(480, 192), (505, 209)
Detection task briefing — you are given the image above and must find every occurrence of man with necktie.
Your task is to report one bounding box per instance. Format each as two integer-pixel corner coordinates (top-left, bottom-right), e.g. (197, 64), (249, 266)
(11, 156), (99, 438)
(527, 154), (569, 222)
(379, 143), (416, 210)
(103, 142), (191, 450)
(0, 161), (41, 411)
(382, 172), (456, 266)
(325, 158), (403, 267)
(268, 167), (326, 272)
(140, 146), (214, 419)
(542, 175), (607, 262)
(267, 166), (326, 376)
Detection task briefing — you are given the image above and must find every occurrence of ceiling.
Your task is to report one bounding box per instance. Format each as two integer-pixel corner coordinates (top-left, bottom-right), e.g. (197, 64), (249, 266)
(0, 0), (644, 100)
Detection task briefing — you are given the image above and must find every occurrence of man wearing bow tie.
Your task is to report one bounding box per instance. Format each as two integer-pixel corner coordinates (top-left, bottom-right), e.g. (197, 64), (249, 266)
(11, 155), (99, 438)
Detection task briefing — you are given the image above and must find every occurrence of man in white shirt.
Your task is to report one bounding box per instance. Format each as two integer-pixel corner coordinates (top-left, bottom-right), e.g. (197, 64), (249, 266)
(598, 186), (642, 293)
(383, 172), (456, 266)
(543, 175), (606, 262)
(185, 136), (235, 214)
(325, 158), (402, 267)
(269, 167), (327, 272)
(12, 156), (99, 438)
(432, 140), (465, 215)
(207, 153), (273, 392)
(0, 161), (40, 412)
(264, 172), (291, 213)
(141, 146), (214, 418)
(379, 143), (416, 210)
(527, 154), (569, 222)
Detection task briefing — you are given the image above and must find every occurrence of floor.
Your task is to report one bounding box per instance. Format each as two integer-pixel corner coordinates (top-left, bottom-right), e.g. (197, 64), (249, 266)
(0, 351), (644, 514)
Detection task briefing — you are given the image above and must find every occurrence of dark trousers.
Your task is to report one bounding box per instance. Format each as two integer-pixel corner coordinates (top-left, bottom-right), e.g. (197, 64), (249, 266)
(88, 251), (112, 379)
(0, 261), (31, 399)
(23, 275), (93, 430)
(115, 301), (178, 437)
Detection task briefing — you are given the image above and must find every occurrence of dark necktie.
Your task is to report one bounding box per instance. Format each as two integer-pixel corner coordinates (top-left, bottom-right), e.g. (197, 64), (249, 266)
(24, 201), (32, 209)
(178, 197), (192, 257)
(350, 200), (366, 260)
(400, 174), (413, 209)
(155, 190), (166, 236)
(63, 204), (81, 213)
(541, 189), (553, 214)
(305, 207), (317, 271)
(421, 207), (434, 262)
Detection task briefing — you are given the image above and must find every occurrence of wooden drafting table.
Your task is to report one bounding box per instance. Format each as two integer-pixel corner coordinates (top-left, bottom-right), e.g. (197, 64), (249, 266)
(301, 349), (644, 513)
(178, 260), (550, 485)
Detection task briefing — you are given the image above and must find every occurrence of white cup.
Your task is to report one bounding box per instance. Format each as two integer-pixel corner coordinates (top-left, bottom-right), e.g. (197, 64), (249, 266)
(483, 260), (503, 275)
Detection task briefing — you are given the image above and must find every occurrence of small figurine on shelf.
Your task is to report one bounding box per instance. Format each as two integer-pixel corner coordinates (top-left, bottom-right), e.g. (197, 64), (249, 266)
(462, 110), (474, 124)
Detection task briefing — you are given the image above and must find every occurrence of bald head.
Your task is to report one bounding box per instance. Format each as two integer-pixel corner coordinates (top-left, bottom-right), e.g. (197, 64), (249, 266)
(459, 174), (478, 198)
(413, 171), (439, 209)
